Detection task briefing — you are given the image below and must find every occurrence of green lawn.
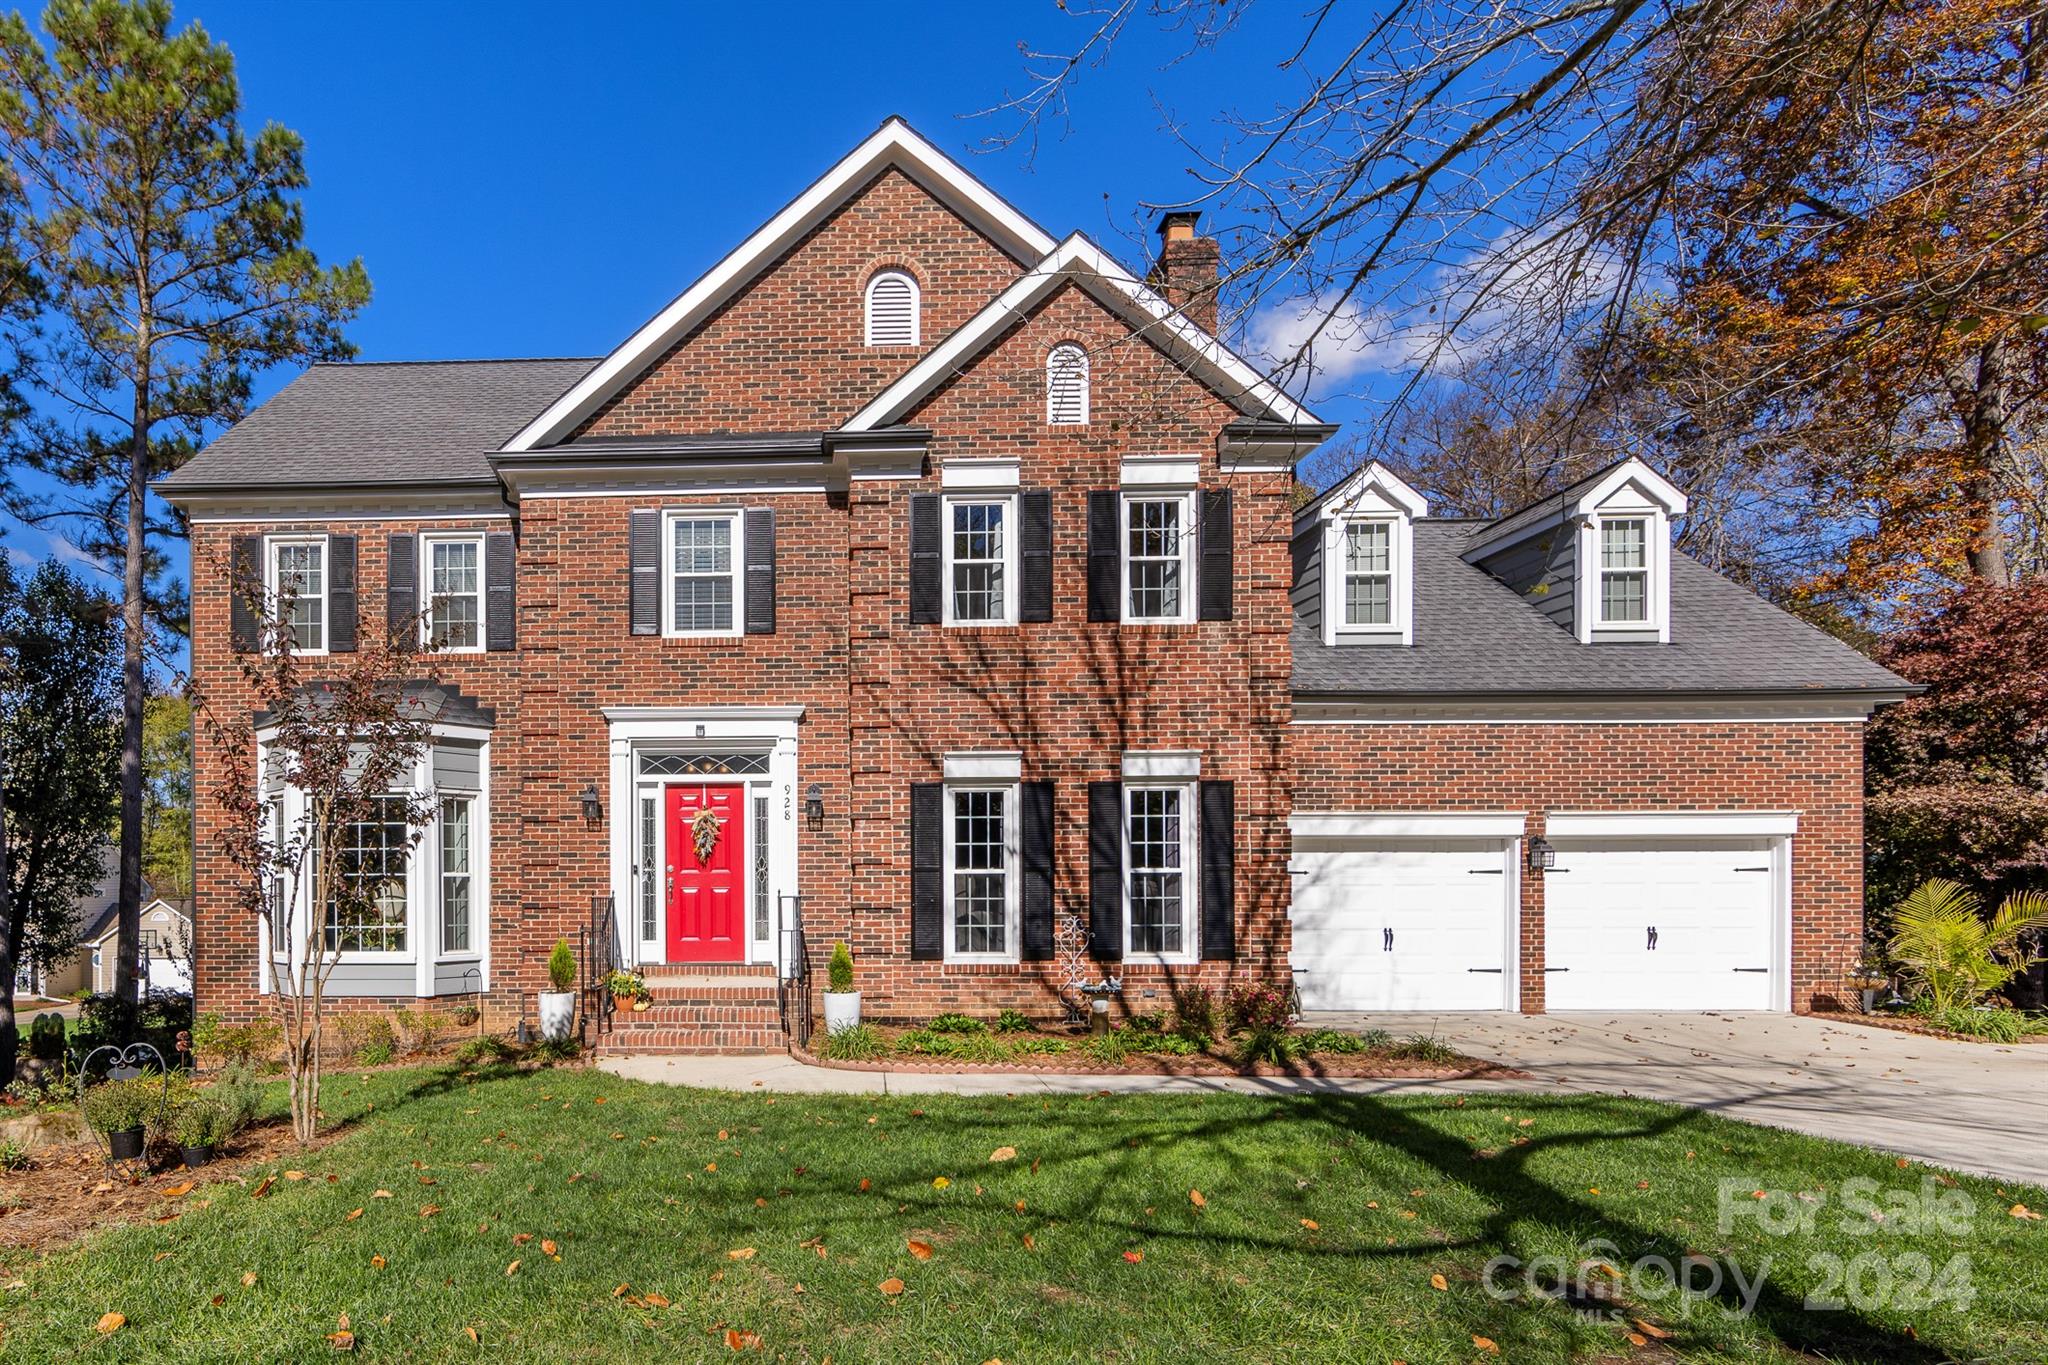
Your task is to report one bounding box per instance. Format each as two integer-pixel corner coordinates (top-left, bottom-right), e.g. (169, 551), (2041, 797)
(4, 1064), (2044, 1363)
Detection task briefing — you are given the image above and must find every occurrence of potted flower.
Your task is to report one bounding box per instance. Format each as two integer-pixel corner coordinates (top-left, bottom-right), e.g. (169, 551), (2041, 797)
(81, 1077), (150, 1161)
(539, 939), (577, 1041)
(173, 1097), (231, 1168)
(822, 941), (861, 1035)
(604, 969), (646, 1012)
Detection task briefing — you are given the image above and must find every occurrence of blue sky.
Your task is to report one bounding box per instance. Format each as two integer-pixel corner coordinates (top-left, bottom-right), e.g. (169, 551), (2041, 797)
(2, 0), (1373, 662)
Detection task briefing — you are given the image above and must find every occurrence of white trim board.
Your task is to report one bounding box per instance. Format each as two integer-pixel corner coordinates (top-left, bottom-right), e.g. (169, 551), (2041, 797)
(1291, 698), (1899, 724)
(502, 119), (1057, 454)
(1290, 812), (1527, 840)
(840, 234), (1319, 432)
(1544, 810), (1800, 838)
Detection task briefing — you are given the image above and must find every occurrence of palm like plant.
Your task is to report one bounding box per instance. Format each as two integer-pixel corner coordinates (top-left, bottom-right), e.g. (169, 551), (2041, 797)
(1887, 879), (2048, 1013)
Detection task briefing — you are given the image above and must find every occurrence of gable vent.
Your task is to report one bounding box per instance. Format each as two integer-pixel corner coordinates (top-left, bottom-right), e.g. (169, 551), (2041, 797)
(865, 270), (920, 347)
(1047, 342), (1089, 425)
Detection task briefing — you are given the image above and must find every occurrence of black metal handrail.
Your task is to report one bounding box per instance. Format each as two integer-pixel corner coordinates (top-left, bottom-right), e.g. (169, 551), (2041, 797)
(582, 894), (617, 1041)
(777, 893), (811, 1050)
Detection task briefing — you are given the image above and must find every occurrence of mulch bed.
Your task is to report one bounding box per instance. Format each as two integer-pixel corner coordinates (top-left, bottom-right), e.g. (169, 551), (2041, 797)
(0, 1118), (335, 1259)
(797, 1035), (1525, 1081)
(1808, 1009), (2048, 1044)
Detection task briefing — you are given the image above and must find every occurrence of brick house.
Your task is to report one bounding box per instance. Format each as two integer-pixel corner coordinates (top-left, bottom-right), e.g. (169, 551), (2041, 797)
(160, 119), (1909, 1050)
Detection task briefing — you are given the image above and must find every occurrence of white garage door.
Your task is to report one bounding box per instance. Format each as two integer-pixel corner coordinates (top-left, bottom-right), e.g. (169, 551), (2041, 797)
(1545, 838), (1780, 1011)
(1290, 839), (1514, 1011)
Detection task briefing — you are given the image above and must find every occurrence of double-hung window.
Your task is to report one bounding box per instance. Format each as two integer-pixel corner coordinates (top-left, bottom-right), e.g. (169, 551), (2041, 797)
(323, 795), (411, 955)
(944, 497), (1014, 625)
(1123, 493), (1194, 623)
(1598, 517), (1650, 625)
(268, 537), (327, 653)
(439, 797), (474, 955)
(665, 511), (742, 636)
(945, 786), (1016, 959)
(1125, 784), (1196, 958)
(423, 535), (484, 651)
(1342, 521), (1395, 626)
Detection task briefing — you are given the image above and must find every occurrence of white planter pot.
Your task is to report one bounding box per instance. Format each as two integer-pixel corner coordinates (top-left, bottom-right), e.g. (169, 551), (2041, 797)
(537, 990), (576, 1042)
(821, 991), (862, 1035)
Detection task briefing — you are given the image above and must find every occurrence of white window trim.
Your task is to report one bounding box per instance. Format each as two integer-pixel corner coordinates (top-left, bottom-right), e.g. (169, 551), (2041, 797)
(1046, 342), (1089, 425)
(661, 508), (745, 639)
(419, 531), (486, 655)
(942, 782), (1021, 964)
(941, 493), (1019, 627)
(864, 269), (921, 347)
(1121, 781), (1199, 964)
(264, 534), (329, 657)
(1323, 513), (1412, 645)
(1578, 509), (1670, 642)
(1120, 489), (1198, 626)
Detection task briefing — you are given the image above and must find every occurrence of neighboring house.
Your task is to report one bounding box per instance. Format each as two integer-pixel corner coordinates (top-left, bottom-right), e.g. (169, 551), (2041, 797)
(16, 844), (193, 998)
(159, 118), (1910, 1049)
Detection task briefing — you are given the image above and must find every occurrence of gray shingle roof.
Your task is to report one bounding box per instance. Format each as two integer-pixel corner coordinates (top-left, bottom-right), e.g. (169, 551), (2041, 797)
(158, 359), (598, 492)
(1293, 520), (1910, 697)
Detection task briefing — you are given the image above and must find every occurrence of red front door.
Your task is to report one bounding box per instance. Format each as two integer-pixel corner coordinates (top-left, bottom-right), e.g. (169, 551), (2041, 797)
(666, 783), (746, 962)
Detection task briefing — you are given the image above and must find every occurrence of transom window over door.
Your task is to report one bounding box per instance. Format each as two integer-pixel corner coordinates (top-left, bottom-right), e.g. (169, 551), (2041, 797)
(424, 537), (482, 650)
(947, 499), (1010, 624)
(1124, 495), (1191, 622)
(1599, 518), (1649, 624)
(949, 787), (1013, 957)
(667, 513), (740, 635)
(1126, 785), (1194, 957)
(270, 539), (325, 652)
(1343, 522), (1394, 625)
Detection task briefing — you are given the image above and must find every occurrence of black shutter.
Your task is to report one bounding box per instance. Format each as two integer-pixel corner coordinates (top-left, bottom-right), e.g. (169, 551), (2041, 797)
(1199, 780), (1236, 960)
(1199, 488), (1233, 621)
(910, 782), (944, 961)
(744, 508), (776, 635)
(1019, 490), (1052, 623)
(1088, 780), (1123, 959)
(327, 535), (357, 653)
(909, 493), (941, 625)
(1086, 491), (1120, 622)
(485, 531), (517, 652)
(385, 533), (417, 644)
(629, 509), (659, 635)
(229, 535), (259, 652)
(1020, 780), (1055, 960)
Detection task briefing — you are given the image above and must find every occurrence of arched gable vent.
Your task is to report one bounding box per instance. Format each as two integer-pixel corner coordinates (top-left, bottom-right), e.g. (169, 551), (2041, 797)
(865, 270), (920, 347)
(1046, 342), (1089, 425)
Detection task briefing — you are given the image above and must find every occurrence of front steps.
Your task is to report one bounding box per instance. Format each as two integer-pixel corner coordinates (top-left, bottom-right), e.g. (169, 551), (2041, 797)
(595, 965), (791, 1055)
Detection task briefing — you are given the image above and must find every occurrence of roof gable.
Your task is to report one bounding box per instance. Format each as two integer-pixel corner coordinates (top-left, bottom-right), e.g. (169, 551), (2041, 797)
(1462, 456), (1688, 562)
(502, 117), (1058, 453)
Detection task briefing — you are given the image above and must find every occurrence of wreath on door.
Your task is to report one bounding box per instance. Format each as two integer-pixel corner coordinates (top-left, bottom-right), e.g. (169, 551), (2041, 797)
(691, 806), (722, 863)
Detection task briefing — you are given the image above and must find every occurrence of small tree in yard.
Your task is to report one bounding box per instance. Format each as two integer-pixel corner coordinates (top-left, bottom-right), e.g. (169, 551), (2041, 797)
(201, 560), (435, 1144)
(1888, 879), (2048, 1017)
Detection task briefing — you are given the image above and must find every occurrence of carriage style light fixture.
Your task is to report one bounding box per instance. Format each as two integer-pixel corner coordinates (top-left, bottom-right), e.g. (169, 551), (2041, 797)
(1526, 835), (1556, 873)
(805, 783), (825, 831)
(578, 783), (603, 826)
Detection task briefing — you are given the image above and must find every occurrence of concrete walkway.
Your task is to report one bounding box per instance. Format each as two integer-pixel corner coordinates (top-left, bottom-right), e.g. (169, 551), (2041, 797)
(598, 1012), (2047, 1187)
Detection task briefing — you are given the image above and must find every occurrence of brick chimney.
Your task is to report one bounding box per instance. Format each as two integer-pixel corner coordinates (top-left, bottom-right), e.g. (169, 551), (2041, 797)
(1148, 210), (1221, 335)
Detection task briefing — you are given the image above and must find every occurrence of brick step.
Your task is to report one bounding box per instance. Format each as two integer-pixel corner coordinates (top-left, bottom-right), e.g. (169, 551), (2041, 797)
(639, 975), (782, 1001)
(609, 1003), (784, 1027)
(640, 962), (778, 979)
(595, 1027), (788, 1055)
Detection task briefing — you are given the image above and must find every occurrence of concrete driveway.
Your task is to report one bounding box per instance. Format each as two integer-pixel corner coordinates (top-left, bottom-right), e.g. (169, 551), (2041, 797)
(1309, 1010), (2048, 1187)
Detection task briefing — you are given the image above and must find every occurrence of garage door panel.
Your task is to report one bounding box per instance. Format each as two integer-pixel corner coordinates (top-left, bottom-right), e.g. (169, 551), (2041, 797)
(1546, 838), (1778, 1011)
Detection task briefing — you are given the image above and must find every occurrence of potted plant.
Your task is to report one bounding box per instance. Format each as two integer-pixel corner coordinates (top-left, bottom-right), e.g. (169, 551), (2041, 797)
(604, 969), (646, 1012)
(538, 939), (577, 1041)
(81, 1077), (150, 1161)
(173, 1097), (231, 1167)
(822, 941), (860, 1035)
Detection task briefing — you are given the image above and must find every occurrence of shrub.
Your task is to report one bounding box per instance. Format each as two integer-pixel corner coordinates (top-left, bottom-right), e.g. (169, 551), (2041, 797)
(1887, 879), (2048, 1013)
(1119, 1027), (1199, 1056)
(994, 1008), (1033, 1033)
(1294, 1028), (1370, 1055)
(530, 1035), (581, 1062)
(391, 1008), (444, 1058)
(924, 1012), (987, 1035)
(80, 1076), (156, 1134)
(0, 1139), (28, 1172)
(1385, 1034), (1461, 1065)
(26, 1012), (66, 1064)
(1235, 1027), (1294, 1066)
(1225, 981), (1296, 1034)
(205, 1060), (265, 1136)
(454, 1035), (517, 1067)
(172, 1097), (232, 1149)
(1079, 1030), (1130, 1064)
(200, 1017), (283, 1070)
(827, 942), (855, 994)
(1170, 986), (1218, 1044)
(547, 940), (576, 992)
(336, 1013), (397, 1066)
(817, 1023), (887, 1062)
(1008, 1036), (1072, 1056)
(1911, 1000), (2046, 1043)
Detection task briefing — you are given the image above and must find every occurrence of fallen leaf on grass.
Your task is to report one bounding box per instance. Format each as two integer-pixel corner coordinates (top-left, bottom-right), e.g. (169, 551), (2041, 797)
(878, 1277), (905, 1297)
(1472, 1336), (1498, 1354)
(1429, 1273), (1447, 1291)
(283, 1171), (306, 1182)
(1627, 1333), (1648, 1347)
(728, 1247), (756, 1260)
(419, 1204), (441, 1217)
(907, 1239), (934, 1261)
(505, 1260), (521, 1277)
(858, 1178), (871, 1192)
(152, 1252), (173, 1263)
(724, 1328), (761, 1350)
(161, 1181), (195, 1199)
(1122, 1251), (1143, 1264)
(1633, 1319), (1673, 1340)
(932, 1176), (951, 1189)
(250, 1176), (275, 1200)
(371, 1189), (392, 1199)
(2011, 1204), (2042, 1221)
(96, 1312), (125, 1334)
(1189, 1190), (1207, 1209)
(1300, 1219), (1319, 1231)
(513, 1233), (533, 1246)
(542, 1239), (559, 1258)
(464, 1326), (479, 1344)
(642, 1292), (670, 1308)
(989, 1146), (1017, 1163)
(241, 1272), (259, 1287)
(345, 1208), (363, 1222)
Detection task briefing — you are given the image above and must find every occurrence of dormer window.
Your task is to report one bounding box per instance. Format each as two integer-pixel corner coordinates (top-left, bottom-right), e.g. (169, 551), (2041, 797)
(865, 269), (919, 347)
(1597, 517), (1650, 624)
(1047, 343), (1089, 424)
(1342, 522), (1395, 626)
(1299, 461), (1427, 648)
